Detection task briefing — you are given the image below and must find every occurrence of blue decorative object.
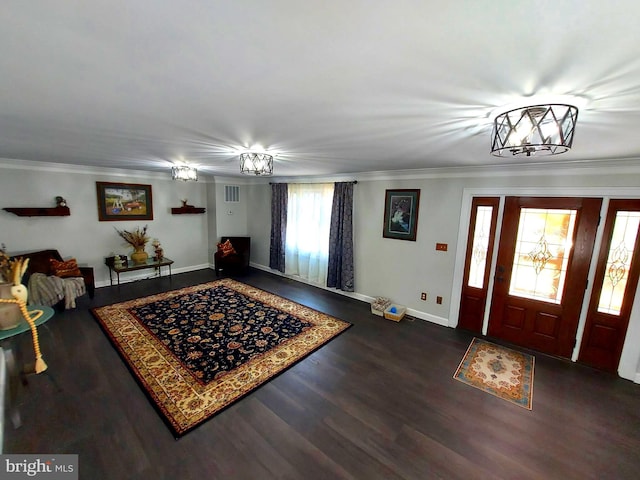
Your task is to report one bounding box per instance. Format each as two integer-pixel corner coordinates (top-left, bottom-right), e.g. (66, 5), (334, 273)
(390, 306), (397, 313)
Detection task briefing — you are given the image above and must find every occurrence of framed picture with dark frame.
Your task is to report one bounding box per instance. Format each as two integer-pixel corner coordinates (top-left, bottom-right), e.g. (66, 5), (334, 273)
(382, 189), (421, 241)
(96, 181), (154, 221)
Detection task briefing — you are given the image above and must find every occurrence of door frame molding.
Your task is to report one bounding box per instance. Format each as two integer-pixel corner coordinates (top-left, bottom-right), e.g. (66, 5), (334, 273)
(451, 186), (640, 380)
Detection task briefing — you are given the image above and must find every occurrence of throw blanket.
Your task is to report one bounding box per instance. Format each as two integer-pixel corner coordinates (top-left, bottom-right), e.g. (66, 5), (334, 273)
(27, 273), (86, 309)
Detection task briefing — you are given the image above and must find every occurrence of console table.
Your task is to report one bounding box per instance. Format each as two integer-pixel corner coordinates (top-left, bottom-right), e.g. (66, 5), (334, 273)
(106, 257), (174, 286)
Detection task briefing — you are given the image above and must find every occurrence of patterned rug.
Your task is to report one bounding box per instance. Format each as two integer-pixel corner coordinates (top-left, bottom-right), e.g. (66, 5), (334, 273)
(453, 338), (534, 410)
(91, 279), (351, 436)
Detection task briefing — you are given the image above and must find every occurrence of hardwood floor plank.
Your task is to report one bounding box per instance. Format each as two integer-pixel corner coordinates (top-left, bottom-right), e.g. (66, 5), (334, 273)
(391, 425), (503, 480)
(235, 397), (357, 480)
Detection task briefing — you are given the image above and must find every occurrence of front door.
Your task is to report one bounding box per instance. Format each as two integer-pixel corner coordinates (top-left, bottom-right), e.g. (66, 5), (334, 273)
(488, 197), (602, 358)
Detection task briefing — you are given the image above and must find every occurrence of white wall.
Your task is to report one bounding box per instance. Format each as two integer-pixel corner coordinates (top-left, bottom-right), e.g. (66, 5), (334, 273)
(206, 181), (218, 263)
(245, 161), (640, 382)
(211, 177), (268, 266)
(214, 179), (249, 237)
(0, 161), (213, 287)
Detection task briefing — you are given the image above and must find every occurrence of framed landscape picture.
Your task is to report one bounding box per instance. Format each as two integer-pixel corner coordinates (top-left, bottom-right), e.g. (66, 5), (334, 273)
(96, 181), (154, 221)
(382, 189), (420, 241)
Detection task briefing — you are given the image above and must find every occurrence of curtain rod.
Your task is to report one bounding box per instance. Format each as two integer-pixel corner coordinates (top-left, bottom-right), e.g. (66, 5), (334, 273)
(269, 180), (357, 185)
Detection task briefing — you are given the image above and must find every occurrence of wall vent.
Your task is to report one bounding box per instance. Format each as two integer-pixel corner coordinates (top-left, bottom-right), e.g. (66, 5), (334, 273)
(224, 185), (240, 203)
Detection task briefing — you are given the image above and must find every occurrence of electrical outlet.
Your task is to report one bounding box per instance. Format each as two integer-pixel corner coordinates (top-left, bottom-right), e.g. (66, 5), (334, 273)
(421, 292), (427, 301)
(436, 296), (443, 304)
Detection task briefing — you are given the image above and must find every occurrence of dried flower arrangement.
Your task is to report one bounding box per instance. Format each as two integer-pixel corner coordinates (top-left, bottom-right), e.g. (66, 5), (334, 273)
(115, 225), (150, 249)
(0, 244), (12, 283)
(0, 243), (29, 286)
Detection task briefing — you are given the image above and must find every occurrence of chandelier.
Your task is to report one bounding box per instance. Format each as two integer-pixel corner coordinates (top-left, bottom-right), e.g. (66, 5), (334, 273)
(491, 104), (578, 157)
(171, 165), (198, 181)
(240, 152), (273, 175)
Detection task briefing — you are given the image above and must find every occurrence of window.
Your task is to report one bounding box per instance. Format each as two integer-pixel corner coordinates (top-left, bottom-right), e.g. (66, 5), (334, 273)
(597, 210), (640, 315)
(468, 205), (494, 288)
(285, 183), (334, 284)
(509, 208), (577, 304)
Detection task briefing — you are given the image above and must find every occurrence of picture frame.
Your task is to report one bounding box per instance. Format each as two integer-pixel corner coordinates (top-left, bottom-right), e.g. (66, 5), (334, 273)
(96, 181), (154, 221)
(382, 189), (421, 241)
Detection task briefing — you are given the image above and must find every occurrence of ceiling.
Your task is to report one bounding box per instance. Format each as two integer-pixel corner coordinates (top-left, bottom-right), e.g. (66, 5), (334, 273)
(2, 1), (640, 178)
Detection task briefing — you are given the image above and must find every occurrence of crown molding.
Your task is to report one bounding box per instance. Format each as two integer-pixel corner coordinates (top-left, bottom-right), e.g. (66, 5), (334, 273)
(212, 175), (269, 185)
(3, 156), (640, 184)
(357, 157), (640, 181)
(0, 157), (217, 183)
(269, 157), (640, 183)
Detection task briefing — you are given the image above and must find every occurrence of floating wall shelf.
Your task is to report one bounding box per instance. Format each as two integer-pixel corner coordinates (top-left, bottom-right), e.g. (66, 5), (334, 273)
(3, 206), (71, 217)
(171, 206), (206, 214)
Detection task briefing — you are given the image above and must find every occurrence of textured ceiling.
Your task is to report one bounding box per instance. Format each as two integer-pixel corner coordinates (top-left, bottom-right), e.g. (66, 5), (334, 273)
(1, 1), (640, 178)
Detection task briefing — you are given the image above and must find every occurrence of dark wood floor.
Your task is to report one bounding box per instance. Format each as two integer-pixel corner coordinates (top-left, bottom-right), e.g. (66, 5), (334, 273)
(4, 268), (640, 479)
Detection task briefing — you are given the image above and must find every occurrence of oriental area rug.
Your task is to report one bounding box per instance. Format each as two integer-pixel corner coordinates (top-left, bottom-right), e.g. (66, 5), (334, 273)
(91, 279), (351, 436)
(453, 338), (534, 410)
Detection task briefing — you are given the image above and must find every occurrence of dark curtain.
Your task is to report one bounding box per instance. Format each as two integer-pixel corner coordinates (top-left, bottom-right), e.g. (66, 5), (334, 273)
(269, 183), (288, 272)
(327, 182), (354, 291)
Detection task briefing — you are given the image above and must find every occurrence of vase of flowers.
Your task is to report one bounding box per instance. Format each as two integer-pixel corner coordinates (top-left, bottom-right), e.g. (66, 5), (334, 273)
(130, 246), (148, 265)
(115, 225), (150, 265)
(0, 283), (20, 330)
(151, 238), (164, 261)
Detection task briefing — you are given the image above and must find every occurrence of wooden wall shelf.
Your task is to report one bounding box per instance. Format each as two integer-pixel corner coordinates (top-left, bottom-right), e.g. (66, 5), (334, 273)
(3, 206), (71, 217)
(171, 206), (206, 214)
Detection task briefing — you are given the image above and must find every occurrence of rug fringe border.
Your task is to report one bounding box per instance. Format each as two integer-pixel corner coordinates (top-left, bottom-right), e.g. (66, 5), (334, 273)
(91, 279), (352, 438)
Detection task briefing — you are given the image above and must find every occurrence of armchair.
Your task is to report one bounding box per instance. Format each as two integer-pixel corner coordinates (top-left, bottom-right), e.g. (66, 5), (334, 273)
(12, 249), (94, 311)
(214, 237), (251, 277)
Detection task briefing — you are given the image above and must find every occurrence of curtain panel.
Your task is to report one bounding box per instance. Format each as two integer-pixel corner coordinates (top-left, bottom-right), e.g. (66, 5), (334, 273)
(269, 183), (288, 272)
(285, 183), (334, 285)
(327, 182), (355, 291)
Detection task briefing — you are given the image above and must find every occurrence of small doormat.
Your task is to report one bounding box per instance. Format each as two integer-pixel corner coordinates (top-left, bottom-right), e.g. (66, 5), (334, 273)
(91, 279), (351, 436)
(453, 338), (534, 410)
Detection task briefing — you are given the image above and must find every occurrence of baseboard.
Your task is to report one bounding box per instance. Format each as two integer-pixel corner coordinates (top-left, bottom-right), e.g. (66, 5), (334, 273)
(249, 262), (367, 300)
(405, 308), (449, 327)
(97, 261), (452, 327)
(250, 262), (450, 327)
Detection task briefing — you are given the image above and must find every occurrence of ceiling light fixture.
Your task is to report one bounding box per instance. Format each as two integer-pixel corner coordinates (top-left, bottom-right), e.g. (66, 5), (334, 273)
(240, 152), (273, 176)
(491, 104), (578, 157)
(171, 165), (198, 181)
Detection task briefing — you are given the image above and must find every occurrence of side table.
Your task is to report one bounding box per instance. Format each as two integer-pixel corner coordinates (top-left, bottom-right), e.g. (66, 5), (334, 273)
(105, 257), (174, 286)
(0, 305), (55, 342)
